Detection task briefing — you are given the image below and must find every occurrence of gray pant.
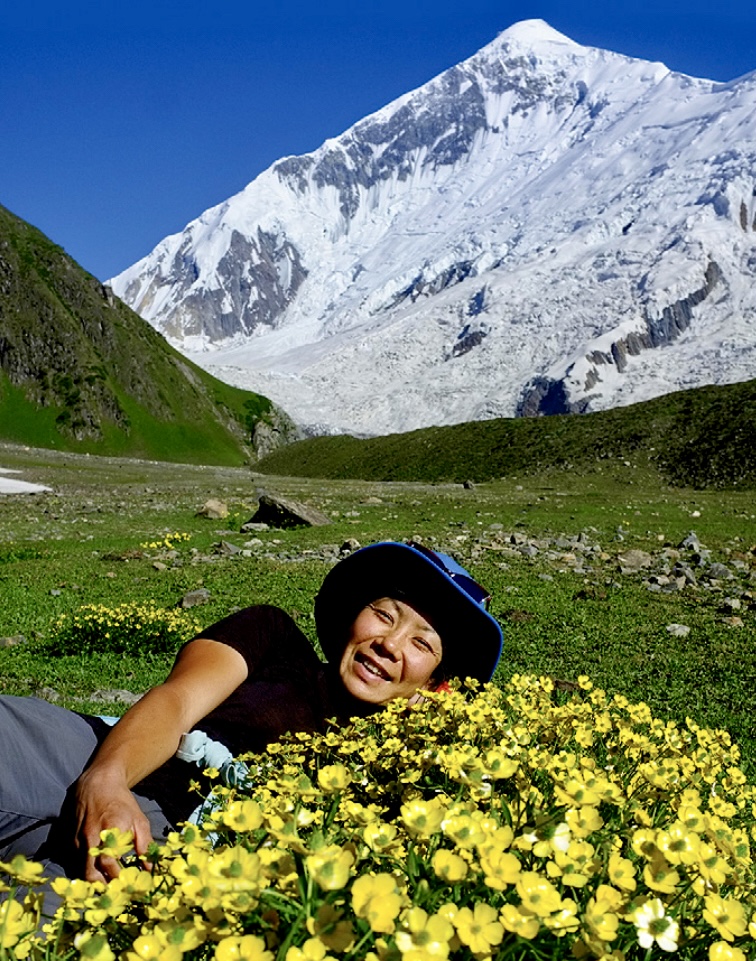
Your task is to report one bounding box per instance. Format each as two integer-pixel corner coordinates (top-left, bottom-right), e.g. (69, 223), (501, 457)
(0, 695), (172, 917)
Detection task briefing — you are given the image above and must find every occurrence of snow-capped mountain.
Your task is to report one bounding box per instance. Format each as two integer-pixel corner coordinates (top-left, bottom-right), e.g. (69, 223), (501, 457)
(109, 19), (756, 435)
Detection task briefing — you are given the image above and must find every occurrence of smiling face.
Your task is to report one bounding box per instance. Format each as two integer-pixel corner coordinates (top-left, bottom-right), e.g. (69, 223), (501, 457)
(338, 597), (443, 706)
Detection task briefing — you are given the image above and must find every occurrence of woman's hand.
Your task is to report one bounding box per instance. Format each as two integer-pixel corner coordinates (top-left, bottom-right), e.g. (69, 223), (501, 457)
(71, 638), (248, 881)
(74, 767), (153, 882)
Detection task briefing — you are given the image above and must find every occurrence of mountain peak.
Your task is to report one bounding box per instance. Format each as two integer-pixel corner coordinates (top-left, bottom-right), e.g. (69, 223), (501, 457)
(495, 19), (580, 50)
(110, 24), (756, 436)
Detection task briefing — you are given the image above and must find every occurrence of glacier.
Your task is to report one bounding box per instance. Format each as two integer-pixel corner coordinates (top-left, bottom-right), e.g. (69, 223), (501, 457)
(109, 19), (756, 436)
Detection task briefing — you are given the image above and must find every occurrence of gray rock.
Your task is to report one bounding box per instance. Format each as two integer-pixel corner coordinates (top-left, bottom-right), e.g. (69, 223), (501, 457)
(679, 532), (701, 551)
(617, 549), (653, 572)
(180, 587), (212, 608)
(248, 493), (331, 529)
(340, 538), (361, 554)
(0, 635), (26, 648)
(215, 540), (242, 556)
(91, 689), (142, 707)
(195, 499), (229, 520)
(666, 623), (690, 637)
(708, 562), (734, 581)
(241, 521), (270, 532)
(673, 563), (697, 585)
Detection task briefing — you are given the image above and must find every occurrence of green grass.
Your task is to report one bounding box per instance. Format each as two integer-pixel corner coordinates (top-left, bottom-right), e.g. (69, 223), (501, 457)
(0, 445), (754, 777)
(0, 203), (293, 465)
(255, 377), (756, 489)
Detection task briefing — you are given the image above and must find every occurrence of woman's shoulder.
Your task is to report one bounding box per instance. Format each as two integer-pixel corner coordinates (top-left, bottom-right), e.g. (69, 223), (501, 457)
(192, 604), (321, 672)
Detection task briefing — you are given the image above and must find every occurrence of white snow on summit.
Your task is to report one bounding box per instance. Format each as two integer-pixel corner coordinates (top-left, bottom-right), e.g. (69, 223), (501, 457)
(109, 20), (756, 435)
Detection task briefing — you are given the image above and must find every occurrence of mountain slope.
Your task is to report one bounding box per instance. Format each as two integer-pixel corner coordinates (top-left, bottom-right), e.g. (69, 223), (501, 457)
(254, 377), (756, 490)
(0, 204), (297, 464)
(110, 20), (756, 435)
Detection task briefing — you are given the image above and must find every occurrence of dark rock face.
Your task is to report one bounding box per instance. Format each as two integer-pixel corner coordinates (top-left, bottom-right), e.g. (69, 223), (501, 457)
(517, 260), (722, 417)
(248, 493), (331, 529)
(161, 229), (308, 342)
(273, 49), (588, 222)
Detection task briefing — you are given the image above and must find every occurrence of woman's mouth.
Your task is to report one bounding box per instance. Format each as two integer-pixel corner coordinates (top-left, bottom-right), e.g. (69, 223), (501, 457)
(355, 652), (392, 681)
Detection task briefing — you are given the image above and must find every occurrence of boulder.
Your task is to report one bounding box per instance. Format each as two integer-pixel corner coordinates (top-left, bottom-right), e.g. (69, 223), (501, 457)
(196, 499), (229, 520)
(248, 493), (331, 529)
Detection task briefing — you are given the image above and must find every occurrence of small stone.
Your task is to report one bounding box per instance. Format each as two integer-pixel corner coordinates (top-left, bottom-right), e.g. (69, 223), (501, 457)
(617, 549), (653, 571)
(666, 623), (690, 637)
(152, 561), (168, 571)
(723, 616), (744, 628)
(463, 480), (475, 490)
(91, 689), (142, 707)
(216, 540), (241, 556)
(340, 538), (361, 554)
(679, 532), (701, 551)
(0, 635), (26, 648)
(180, 587), (212, 608)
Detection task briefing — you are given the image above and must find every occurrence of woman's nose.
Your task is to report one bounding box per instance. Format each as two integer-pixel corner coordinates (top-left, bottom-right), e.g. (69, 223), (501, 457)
(376, 630), (402, 657)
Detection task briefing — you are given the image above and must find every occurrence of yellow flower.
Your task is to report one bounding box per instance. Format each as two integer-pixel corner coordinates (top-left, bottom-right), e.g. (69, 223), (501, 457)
(219, 799), (264, 832)
(709, 943), (747, 961)
(215, 936), (274, 961)
(362, 821), (399, 853)
(702, 894), (748, 941)
(566, 805), (603, 838)
(75, 931), (117, 961)
(0, 899), (37, 949)
(127, 934), (183, 961)
(352, 873), (403, 933)
(499, 904), (539, 940)
(305, 845), (354, 891)
(400, 798), (445, 838)
(584, 895), (620, 942)
(452, 903), (504, 955)
(0, 854), (46, 887)
(286, 938), (337, 961)
(306, 904), (354, 952)
(431, 849), (468, 883)
(88, 826), (134, 860)
(441, 813), (485, 849)
(656, 821), (701, 865)
(515, 872), (563, 917)
(478, 844), (521, 890)
(394, 907), (454, 961)
(643, 855), (680, 894)
(602, 853), (635, 893)
(317, 764), (351, 792)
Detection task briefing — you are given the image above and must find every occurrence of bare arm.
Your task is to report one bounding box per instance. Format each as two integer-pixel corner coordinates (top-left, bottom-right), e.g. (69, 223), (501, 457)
(75, 638), (247, 881)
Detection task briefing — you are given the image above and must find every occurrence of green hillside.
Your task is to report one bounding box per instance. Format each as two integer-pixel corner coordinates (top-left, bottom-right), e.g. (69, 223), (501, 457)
(0, 204), (296, 465)
(256, 378), (756, 489)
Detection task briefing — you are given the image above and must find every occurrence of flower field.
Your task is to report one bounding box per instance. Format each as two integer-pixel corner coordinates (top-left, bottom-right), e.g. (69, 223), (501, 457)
(3, 676), (755, 961)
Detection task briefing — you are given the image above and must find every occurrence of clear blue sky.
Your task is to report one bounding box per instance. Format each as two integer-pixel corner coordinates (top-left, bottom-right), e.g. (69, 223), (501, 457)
(2, 0), (754, 282)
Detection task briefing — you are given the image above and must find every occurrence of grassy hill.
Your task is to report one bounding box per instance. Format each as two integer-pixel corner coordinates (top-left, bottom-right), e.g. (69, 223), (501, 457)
(0, 204), (297, 465)
(256, 378), (756, 489)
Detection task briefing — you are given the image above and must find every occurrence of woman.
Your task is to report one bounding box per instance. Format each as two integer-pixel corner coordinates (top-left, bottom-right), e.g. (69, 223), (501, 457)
(0, 541), (502, 903)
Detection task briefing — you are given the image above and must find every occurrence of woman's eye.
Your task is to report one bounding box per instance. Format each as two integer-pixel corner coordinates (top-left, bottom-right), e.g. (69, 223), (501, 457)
(371, 605), (392, 622)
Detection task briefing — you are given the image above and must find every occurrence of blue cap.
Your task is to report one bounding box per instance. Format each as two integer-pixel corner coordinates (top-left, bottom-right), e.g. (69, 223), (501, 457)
(315, 541), (503, 682)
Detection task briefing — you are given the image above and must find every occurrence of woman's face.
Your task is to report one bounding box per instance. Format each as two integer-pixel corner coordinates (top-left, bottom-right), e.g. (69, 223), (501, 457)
(338, 597), (443, 705)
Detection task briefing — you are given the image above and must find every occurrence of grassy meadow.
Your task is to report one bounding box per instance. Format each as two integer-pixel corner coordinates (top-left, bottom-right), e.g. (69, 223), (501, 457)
(1, 441), (754, 776)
